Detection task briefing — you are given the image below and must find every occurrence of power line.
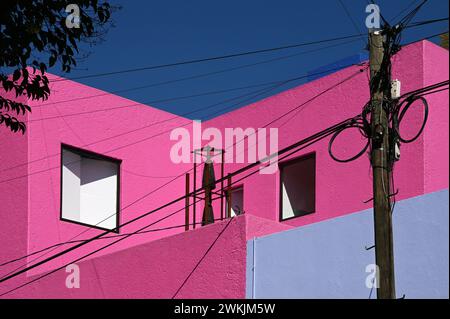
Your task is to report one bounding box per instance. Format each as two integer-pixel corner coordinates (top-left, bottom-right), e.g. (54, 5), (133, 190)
(391, 0), (422, 23)
(0, 197), (209, 269)
(273, 67), (368, 128)
(28, 82), (285, 122)
(35, 37), (362, 108)
(29, 65), (355, 122)
(0, 216), (227, 268)
(404, 17), (449, 29)
(403, 30), (449, 46)
(338, 0), (366, 45)
(49, 33), (365, 82)
(400, 80), (449, 98)
(121, 169), (178, 179)
(416, 86), (449, 97)
(398, 0), (429, 28)
(171, 217), (235, 298)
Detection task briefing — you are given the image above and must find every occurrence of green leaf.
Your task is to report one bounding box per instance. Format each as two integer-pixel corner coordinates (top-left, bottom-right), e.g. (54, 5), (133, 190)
(13, 69), (21, 82)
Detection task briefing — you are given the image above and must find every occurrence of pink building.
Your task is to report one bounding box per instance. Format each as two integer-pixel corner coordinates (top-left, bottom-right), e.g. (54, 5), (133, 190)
(0, 40), (448, 298)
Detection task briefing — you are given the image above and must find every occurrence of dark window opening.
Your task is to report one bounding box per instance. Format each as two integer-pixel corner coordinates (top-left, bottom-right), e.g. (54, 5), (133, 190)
(227, 186), (244, 217)
(280, 153), (316, 221)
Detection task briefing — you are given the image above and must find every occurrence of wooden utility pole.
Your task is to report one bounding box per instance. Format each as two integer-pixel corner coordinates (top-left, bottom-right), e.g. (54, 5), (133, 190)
(369, 30), (396, 299)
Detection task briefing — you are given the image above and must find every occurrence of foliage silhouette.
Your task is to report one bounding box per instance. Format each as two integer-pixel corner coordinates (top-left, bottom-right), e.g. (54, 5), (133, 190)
(0, 0), (118, 133)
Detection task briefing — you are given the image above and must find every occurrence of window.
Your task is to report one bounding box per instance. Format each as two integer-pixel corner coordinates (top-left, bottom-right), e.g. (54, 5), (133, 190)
(280, 153), (315, 221)
(227, 186), (244, 217)
(61, 144), (121, 231)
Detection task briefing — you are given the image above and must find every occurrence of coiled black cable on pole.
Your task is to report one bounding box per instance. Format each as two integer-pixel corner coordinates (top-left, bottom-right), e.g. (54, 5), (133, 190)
(328, 116), (371, 163)
(329, 81), (447, 165)
(393, 95), (429, 144)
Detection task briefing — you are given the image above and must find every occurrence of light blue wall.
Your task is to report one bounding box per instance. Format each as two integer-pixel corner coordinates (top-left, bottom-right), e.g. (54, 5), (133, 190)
(246, 189), (449, 299)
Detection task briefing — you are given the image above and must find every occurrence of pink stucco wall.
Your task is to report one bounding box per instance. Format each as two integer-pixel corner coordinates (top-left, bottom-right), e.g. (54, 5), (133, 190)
(0, 40), (448, 298)
(423, 41), (449, 193)
(1, 217), (247, 298)
(0, 91), (29, 295)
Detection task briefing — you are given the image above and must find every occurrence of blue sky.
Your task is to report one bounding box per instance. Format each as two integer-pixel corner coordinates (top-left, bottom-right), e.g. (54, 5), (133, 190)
(53, 0), (449, 119)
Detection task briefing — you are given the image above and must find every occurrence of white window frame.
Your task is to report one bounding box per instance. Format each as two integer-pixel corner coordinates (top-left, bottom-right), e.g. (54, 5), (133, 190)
(60, 144), (121, 232)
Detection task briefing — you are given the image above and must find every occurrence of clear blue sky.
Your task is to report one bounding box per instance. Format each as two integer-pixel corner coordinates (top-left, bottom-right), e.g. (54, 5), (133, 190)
(53, 0), (449, 119)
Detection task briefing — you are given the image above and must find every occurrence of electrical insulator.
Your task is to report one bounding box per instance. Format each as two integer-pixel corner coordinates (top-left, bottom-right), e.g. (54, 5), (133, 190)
(391, 79), (401, 99)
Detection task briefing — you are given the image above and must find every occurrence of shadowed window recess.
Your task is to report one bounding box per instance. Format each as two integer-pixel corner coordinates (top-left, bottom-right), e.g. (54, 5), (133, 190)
(280, 153), (316, 221)
(226, 186), (244, 217)
(60, 144), (121, 232)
